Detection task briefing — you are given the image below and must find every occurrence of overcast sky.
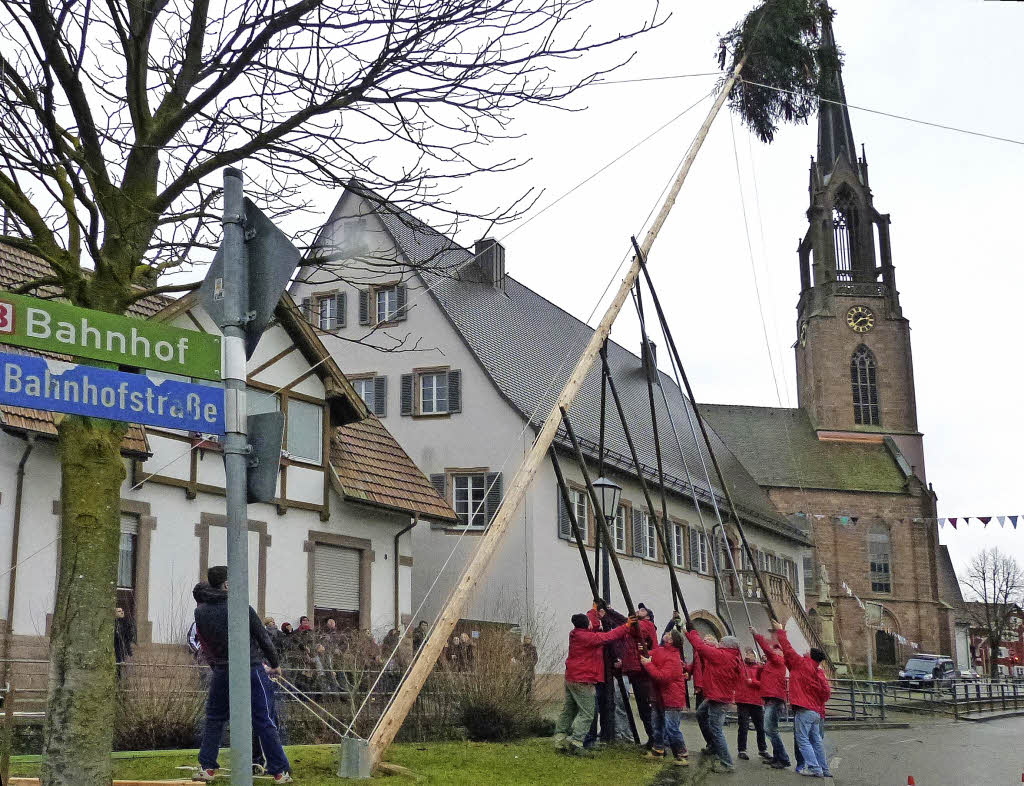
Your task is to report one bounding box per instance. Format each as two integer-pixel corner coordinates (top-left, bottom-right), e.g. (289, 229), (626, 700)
(404, 0), (1022, 578)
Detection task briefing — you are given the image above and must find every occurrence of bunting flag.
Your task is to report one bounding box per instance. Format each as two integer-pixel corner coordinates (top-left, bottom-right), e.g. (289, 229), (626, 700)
(963, 517), (971, 526)
(856, 596), (865, 609)
(999, 516), (1006, 527)
(783, 512), (1024, 527)
(938, 518), (946, 528)
(1012, 516), (1019, 529)
(949, 518), (957, 529)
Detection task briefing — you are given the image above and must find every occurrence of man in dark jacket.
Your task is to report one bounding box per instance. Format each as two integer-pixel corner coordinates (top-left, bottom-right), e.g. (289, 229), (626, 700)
(193, 566), (291, 783)
(114, 607), (135, 681)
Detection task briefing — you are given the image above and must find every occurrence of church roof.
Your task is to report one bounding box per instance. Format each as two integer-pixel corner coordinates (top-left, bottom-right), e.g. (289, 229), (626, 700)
(697, 404), (908, 494)
(348, 184), (809, 545)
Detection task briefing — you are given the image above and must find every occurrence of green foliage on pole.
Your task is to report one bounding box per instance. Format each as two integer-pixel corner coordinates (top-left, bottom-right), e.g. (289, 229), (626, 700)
(717, 0), (842, 143)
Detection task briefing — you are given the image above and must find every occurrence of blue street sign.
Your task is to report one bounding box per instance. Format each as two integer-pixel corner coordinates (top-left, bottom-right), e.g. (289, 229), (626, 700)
(0, 351), (225, 434)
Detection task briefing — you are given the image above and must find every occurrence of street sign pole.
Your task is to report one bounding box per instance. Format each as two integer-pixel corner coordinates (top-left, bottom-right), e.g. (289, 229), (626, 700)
(221, 168), (254, 786)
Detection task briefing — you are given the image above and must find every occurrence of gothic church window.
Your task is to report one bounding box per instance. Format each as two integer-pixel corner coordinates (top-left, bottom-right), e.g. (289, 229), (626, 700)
(868, 524), (892, 593)
(850, 345), (880, 425)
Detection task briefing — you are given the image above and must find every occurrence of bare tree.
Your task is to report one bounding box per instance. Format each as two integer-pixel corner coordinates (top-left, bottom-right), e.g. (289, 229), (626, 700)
(960, 548), (1024, 680)
(0, 1), (662, 782)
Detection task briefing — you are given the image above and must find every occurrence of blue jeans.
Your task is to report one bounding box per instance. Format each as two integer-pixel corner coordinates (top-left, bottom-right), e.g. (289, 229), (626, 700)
(661, 708), (686, 755)
(763, 698), (790, 765)
(696, 699), (732, 766)
(199, 666), (290, 777)
(793, 708), (828, 775)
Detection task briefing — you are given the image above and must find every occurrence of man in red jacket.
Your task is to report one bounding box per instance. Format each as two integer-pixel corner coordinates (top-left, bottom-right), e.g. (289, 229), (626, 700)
(554, 612), (633, 754)
(772, 620), (832, 777)
(734, 647), (769, 762)
(640, 630), (689, 766)
(751, 627), (791, 769)
(686, 625), (741, 774)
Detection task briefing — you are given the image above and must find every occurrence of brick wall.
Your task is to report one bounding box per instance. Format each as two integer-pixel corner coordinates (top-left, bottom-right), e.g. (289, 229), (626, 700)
(767, 485), (954, 663)
(796, 294), (918, 436)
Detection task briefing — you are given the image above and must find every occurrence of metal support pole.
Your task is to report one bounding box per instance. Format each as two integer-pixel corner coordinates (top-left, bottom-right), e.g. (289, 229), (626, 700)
(559, 409), (635, 617)
(221, 168), (254, 786)
(637, 258), (778, 622)
(599, 358), (691, 625)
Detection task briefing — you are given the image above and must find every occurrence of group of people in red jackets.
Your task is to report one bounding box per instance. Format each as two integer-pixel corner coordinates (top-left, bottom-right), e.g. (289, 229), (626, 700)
(554, 602), (833, 777)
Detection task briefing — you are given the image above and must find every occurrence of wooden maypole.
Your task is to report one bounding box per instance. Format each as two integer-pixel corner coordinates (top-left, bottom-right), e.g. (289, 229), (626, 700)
(366, 54), (748, 768)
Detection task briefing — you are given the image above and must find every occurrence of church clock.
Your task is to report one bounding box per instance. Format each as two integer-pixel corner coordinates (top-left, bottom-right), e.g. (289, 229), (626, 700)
(846, 305), (875, 333)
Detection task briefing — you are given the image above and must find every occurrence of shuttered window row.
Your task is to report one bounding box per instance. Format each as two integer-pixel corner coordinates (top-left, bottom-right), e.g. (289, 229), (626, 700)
(400, 370), (462, 416)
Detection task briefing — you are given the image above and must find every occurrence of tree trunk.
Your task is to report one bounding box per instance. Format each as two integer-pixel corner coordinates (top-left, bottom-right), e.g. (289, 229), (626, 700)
(41, 415), (128, 786)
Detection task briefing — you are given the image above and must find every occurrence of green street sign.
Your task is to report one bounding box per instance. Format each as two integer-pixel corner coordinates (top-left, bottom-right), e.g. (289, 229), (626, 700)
(0, 292), (222, 380)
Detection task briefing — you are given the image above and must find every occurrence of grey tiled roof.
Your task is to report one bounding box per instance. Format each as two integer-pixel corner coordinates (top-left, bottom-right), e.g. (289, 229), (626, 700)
(353, 184), (808, 544)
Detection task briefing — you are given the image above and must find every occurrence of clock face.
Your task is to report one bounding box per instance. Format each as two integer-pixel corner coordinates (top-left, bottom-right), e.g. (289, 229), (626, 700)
(846, 305), (875, 333)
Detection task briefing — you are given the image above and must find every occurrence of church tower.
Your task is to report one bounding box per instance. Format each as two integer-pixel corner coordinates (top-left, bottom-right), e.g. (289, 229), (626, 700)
(794, 17), (925, 477)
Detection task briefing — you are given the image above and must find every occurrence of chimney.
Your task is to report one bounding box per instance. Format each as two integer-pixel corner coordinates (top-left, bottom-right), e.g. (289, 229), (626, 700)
(474, 238), (506, 291)
(641, 339), (657, 382)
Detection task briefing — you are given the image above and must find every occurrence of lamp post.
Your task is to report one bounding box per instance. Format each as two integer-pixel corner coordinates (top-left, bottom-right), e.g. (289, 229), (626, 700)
(592, 476), (623, 533)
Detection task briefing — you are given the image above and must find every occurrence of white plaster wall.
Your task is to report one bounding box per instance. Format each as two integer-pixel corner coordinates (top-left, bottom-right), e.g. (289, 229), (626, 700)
(291, 193), (536, 629)
(290, 190), (812, 671)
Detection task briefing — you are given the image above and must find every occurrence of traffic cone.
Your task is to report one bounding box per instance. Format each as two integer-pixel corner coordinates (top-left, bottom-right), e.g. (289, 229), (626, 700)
(907, 778), (915, 785)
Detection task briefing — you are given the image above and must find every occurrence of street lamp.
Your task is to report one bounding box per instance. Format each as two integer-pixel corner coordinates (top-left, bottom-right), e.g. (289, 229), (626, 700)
(592, 476), (622, 521)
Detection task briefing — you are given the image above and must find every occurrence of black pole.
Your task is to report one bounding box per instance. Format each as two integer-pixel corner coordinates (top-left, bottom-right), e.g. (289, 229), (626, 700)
(600, 353), (692, 626)
(559, 408), (636, 617)
(598, 344), (612, 605)
(633, 239), (778, 622)
(634, 282), (680, 615)
(550, 448), (599, 598)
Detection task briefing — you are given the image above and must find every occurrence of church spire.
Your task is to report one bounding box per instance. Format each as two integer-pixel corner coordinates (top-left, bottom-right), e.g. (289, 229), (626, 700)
(816, 13), (857, 175)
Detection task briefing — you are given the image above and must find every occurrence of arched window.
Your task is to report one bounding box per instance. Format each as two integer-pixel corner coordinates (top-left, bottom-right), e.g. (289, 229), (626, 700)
(850, 345), (880, 425)
(868, 524), (891, 593)
(832, 188), (860, 281)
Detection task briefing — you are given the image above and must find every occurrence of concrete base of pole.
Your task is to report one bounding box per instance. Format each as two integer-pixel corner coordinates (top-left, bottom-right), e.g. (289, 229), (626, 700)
(339, 737), (373, 779)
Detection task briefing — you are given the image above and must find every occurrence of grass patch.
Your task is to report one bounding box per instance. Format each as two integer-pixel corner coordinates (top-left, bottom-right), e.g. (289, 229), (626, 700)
(9, 739), (667, 784)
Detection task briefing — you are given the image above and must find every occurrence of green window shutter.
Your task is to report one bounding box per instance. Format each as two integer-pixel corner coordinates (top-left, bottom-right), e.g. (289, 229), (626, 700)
(301, 297), (312, 322)
(689, 527), (699, 571)
(358, 289), (370, 325)
(447, 370), (462, 413)
(557, 492), (571, 540)
(485, 472), (503, 524)
(632, 509), (644, 556)
(429, 473), (447, 500)
(373, 376), (387, 417)
(400, 374), (414, 415)
(338, 292), (347, 328)
(395, 284), (408, 321)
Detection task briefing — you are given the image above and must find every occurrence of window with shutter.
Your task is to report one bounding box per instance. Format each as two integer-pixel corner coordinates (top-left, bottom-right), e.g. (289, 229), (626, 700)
(314, 544), (360, 612)
(373, 376), (387, 417)
(337, 291), (347, 328)
(353, 378), (375, 411)
(557, 491), (571, 541)
(484, 472), (503, 524)
(689, 527), (700, 572)
(447, 370), (462, 413)
(570, 489), (589, 545)
(400, 374), (414, 415)
(632, 509), (644, 556)
(452, 473), (487, 528)
(420, 372), (449, 415)
(643, 514), (657, 560)
(317, 294), (338, 331)
(376, 285), (401, 323)
(301, 297), (312, 322)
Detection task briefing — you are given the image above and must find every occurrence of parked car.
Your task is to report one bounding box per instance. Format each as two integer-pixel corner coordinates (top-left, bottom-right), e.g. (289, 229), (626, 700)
(898, 654), (956, 688)
(956, 668), (981, 681)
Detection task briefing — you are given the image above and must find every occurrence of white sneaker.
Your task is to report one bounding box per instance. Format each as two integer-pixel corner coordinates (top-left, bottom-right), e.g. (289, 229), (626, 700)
(192, 768), (216, 783)
(272, 774), (293, 783)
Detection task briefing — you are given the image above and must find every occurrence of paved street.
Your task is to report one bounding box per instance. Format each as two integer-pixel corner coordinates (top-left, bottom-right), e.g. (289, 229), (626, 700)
(649, 715), (1024, 785)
